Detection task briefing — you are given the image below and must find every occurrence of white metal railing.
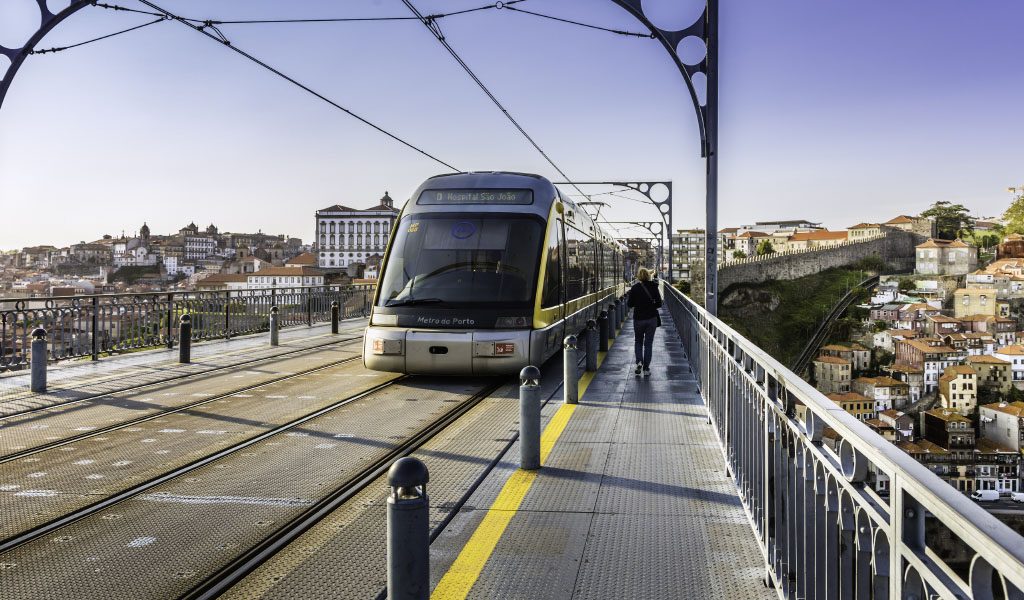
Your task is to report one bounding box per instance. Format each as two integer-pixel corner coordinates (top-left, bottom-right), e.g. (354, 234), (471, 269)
(661, 282), (1024, 600)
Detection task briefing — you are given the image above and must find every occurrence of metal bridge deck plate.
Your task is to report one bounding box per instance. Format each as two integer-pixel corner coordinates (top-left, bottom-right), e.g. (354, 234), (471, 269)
(428, 310), (774, 599)
(0, 376), (492, 599)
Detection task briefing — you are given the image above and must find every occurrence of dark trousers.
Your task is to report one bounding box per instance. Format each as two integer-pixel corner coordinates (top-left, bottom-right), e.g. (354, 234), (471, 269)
(633, 317), (657, 369)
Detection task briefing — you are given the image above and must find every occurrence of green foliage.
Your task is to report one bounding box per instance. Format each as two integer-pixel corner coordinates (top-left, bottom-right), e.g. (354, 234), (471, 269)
(755, 240), (774, 255)
(718, 266), (869, 366)
(855, 255), (888, 273)
(674, 281), (692, 295)
(873, 320), (888, 332)
(1002, 192), (1024, 236)
(897, 277), (917, 293)
(921, 200), (974, 240)
(110, 266), (161, 284)
(732, 250), (747, 259)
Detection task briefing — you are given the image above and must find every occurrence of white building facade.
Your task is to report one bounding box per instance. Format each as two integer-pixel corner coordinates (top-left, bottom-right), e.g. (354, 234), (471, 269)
(315, 192), (399, 271)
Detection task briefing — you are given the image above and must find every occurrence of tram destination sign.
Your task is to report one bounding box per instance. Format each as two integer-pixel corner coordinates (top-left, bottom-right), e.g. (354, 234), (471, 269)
(418, 189), (533, 205)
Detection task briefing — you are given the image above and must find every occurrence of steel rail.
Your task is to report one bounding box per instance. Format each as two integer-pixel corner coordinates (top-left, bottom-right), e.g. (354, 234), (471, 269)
(0, 333), (364, 422)
(0, 376), (407, 555)
(182, 378), (508, 600)
(0, 349), (365, 464)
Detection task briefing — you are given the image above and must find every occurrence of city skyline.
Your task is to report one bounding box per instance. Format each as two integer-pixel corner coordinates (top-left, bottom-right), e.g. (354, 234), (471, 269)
(2, 0), (1023, 249)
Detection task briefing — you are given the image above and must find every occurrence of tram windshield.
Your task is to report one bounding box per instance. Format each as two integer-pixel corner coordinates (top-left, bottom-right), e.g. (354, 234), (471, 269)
(377, 214), (543, 307)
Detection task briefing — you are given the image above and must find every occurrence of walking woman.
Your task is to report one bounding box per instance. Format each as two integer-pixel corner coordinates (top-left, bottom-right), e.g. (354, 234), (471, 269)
(626, 267), (662, 377)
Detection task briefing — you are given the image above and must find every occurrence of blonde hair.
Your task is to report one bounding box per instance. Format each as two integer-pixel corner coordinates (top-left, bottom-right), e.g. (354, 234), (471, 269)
(636, 267), (651, 282)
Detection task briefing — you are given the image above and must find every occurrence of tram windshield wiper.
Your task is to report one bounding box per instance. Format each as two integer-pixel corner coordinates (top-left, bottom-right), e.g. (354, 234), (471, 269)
(385, 297), (444, 307)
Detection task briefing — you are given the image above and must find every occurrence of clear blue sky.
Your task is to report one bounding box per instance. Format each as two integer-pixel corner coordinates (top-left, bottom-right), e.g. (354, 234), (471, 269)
(1, 0), (1022, 250)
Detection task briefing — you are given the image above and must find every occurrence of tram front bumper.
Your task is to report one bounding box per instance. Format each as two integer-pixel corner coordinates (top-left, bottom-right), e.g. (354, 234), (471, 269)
(363, 327), (531, 375)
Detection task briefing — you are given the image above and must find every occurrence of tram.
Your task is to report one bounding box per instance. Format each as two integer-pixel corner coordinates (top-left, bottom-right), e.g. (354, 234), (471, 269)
(363, 171), (630, 375)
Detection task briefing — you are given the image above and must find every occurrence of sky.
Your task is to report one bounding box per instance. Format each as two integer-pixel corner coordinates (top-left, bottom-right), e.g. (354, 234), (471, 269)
(1, 0), (1022, 250)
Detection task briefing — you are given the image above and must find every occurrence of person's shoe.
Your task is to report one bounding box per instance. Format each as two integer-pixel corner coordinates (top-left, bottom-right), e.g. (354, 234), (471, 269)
(642, 368), (651, 377)
(635, 362), (643, 375)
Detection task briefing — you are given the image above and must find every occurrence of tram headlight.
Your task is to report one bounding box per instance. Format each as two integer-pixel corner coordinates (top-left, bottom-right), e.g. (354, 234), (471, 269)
(494, 316), (531, 328)
(371, 338), (403, 355)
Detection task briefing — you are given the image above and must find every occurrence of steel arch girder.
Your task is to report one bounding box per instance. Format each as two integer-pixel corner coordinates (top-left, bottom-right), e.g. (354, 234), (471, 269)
(0, 0), (94, 111)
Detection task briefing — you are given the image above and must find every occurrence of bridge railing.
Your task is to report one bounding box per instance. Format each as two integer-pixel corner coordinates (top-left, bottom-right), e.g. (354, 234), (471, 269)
(662, 282), (1024, 600)
(0, 284), (374, 371)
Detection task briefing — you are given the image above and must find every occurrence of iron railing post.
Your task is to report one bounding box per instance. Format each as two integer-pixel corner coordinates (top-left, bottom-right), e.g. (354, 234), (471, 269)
(90, 295), (99, 361)
(224, 291), (231, 340)
(165, 292), (174, 348)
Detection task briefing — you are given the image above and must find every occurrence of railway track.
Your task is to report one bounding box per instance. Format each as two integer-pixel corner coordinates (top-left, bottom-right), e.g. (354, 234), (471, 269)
(0, 376), (510, 600)
(183, 378), (507, 599)
(0, 333), (365, 422)
(0, 351), (364, 465)
(0, 376), (406, 554)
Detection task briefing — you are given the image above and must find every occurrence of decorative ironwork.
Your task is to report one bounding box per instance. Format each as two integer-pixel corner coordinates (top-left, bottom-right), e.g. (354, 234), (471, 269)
(0, 284), (374, 372)
(663, 283), (1024, 598)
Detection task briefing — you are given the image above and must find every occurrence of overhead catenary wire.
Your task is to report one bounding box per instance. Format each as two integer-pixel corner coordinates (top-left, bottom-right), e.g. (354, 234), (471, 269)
(503, 5), (653, 38)
(135, 0), (460, 172)
(91, 1), (527, 27)
(28, 16), (166, 54)
(400, 0), (589, 200)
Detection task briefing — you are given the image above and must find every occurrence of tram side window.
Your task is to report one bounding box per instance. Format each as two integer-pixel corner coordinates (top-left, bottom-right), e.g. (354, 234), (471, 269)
(541, 220), (563, 308)
(565, 225), (588, 300)
(582, 237), (597, 293)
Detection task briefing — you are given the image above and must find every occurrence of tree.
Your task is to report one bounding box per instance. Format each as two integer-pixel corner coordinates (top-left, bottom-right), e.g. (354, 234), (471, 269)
(756, 240), (775, 255)
(873, 320), (888, 332)
(920, 201), (974, 240)
(732, 250), (747, 259)
(1002, 191), (1024, 236)
(898, 277), (917, 293)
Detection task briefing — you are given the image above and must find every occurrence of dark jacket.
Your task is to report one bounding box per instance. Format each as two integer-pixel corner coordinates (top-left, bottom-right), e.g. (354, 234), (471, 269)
(627, 281), (662, 321)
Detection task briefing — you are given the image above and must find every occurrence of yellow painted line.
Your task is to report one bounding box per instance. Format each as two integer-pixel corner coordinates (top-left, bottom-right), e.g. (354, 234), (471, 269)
(431, 326), (620, 599)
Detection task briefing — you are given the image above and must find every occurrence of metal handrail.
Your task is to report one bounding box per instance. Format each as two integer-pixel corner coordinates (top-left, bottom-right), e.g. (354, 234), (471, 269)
(661, 281), (1024, 599)
(0, 284), (375, 371)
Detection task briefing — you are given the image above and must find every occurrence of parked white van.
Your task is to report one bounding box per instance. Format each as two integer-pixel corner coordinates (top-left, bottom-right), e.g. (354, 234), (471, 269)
(1011, 492), (1024, 503)
(971, 490), (1000, 502)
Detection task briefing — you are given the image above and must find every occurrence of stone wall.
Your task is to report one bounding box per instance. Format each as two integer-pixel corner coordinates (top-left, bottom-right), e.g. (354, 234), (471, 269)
(691, 230), (925, 302)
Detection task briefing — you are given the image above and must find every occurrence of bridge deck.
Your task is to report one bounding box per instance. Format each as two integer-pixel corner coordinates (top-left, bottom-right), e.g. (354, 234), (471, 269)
(424, 310), (773, 599)
(0, 309), (775, 599)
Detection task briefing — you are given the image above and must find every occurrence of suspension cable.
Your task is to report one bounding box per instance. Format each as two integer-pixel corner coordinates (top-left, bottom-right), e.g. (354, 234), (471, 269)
(400, 0), (587, 198)
(135, 0), (460, 172)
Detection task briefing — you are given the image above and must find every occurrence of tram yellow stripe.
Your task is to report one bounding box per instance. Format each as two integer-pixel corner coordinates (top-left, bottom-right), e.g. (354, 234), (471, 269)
(431, 332), (616, 599)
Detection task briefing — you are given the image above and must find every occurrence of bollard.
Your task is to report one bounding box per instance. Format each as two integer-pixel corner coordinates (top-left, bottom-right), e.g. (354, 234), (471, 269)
(563, 335), (579, 405)
(585, 319), (598, 372)
(331, 301), (340, 334)
(387, 457), (430, 600)
(618, 298), (626, 326)
(269, 305), (280, 347)
(30, 328), (47, 393)
(178, 315), (192, 364)
(598, 311), (609, 352)
(607, 303), (617, 338)
(520, 366), (541, 470)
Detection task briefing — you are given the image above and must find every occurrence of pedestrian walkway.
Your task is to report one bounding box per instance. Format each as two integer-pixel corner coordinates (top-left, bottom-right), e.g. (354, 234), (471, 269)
(0, 318), (368, 415)
(428, 309), (773, 599)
